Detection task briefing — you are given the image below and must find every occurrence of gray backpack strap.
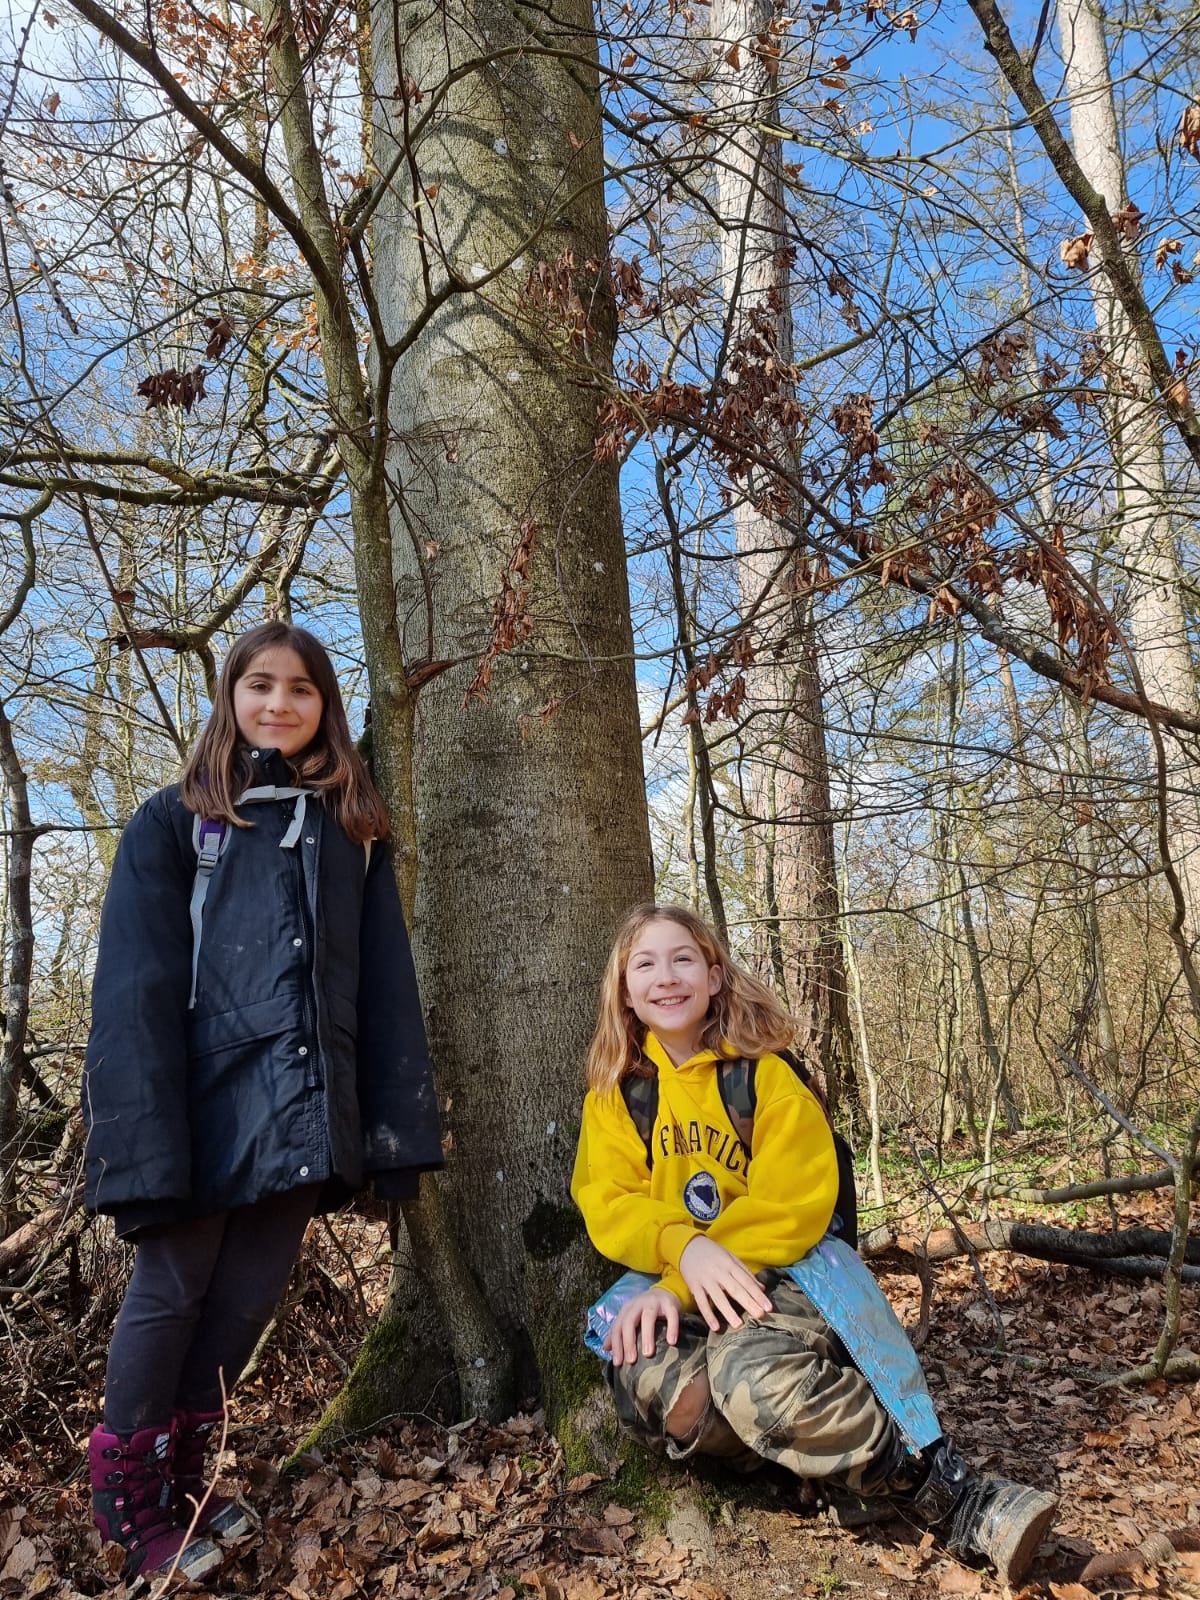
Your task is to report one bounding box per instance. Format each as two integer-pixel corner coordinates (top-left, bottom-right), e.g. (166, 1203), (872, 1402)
(188, 787), (312, 1008)
(235, 784), (312, 848)
(189, 816), (229, 1008)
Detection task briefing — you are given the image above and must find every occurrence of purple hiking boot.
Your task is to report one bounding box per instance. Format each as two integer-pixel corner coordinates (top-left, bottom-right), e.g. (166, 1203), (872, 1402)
(88, 1422), (222, 1581)
(172, 1409), (253, 1539)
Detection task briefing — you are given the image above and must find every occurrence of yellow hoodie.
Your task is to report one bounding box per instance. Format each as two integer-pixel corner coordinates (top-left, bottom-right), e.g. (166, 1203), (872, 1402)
(571, 1032), (838, 1310)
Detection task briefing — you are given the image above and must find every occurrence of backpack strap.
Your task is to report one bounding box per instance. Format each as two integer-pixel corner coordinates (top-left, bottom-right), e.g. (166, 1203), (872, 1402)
(716, 1057), (756, 1155)
(619, 1070), (659, 1169)
(719, 1053), (859, 1249)
(235, 783), (312, 847)
(188, 817), (229, 1008)
(187, 786), (313, 1010)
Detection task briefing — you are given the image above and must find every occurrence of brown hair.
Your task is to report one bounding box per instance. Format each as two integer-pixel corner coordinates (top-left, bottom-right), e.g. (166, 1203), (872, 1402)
(179, 622), (389, 844)
(584, 903), (796, 1095)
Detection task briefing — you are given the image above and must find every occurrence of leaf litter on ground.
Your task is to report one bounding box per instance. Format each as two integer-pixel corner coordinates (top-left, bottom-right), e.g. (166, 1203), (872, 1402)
(2, 1189), (1198, 1599)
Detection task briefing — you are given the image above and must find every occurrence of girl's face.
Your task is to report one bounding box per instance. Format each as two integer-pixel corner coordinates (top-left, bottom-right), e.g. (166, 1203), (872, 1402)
(623, 917), (722, 1062)
(232, 646), (324, 759)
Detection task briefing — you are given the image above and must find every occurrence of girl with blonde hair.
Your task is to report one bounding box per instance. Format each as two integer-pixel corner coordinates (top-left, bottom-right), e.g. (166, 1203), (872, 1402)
(572, 903), (1056, 1586)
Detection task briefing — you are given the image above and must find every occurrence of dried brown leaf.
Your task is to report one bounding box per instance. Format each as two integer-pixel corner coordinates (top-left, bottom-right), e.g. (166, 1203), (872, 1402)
(565, 1473), (602, 1494)
(204, 314), (234, 359)
(568, 1526), (626, 1557)
(936, 1563), (982, 1593)
(1178, 103), (1200, 159)
(877, 1552), (922, 1581)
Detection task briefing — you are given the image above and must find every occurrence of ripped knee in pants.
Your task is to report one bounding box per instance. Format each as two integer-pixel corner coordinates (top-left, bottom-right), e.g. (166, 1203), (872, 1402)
(665, 1372), (712, 1441)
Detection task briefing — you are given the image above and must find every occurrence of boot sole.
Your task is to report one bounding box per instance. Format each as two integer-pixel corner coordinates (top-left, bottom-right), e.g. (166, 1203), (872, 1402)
(823, 1492), (893, 1529)
(138, 1536), (224, 1586)
(205, 1501), (255, 1539)
(986, 1489), (1058, 1586)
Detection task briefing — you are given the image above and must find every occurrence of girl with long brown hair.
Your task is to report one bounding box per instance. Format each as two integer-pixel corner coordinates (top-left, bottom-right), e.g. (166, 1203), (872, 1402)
(82, 624), (441, 1581)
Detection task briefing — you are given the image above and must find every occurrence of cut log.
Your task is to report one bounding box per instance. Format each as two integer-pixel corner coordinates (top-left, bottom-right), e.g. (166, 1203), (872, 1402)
(0, 1176), (82, 1276)
(967, 1165), (1177, 1204)
(861, 1218), (1199, 1281)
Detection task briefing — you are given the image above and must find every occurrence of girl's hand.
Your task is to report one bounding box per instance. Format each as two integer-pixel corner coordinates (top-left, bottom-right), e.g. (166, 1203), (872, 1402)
(679, 1235), (773, 1332)
(605, 1287), (682, 1367)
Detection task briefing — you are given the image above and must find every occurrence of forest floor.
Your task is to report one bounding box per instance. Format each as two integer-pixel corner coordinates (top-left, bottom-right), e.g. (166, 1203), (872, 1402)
(2, 1185), (1198, 1600)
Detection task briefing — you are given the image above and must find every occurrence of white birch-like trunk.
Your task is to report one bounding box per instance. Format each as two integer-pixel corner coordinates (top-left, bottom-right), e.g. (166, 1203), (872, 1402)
(1057, 0), (1200, 946)
(711, 0), (852, 1095)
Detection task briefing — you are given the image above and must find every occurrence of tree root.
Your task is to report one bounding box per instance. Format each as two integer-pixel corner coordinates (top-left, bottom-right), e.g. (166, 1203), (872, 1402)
(1099, 1349), (1200, 1387)
(1078, 1526), (1200, 1583)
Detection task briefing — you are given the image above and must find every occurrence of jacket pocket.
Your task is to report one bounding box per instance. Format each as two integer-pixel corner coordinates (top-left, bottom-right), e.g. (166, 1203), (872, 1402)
(188, 994), (300, 1057)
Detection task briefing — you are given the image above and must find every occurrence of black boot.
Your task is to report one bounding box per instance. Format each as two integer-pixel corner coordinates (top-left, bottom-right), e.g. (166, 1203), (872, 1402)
(904, 1441), (1057, 1586)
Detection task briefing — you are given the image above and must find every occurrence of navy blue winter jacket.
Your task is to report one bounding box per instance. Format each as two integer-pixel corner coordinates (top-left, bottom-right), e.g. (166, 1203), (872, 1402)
(83, 747), (443, 1236)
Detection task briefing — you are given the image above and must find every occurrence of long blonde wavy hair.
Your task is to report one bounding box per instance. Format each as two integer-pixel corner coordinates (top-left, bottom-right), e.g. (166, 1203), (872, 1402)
(584, 903), (796, 1094)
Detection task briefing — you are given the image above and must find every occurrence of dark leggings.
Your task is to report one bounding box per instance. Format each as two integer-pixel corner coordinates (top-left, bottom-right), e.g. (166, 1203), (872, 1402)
(104, 1185), (318, 1434)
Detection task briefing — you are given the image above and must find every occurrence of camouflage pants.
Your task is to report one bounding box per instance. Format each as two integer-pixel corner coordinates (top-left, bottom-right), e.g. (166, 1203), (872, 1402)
(608, 1273), (900, 1492)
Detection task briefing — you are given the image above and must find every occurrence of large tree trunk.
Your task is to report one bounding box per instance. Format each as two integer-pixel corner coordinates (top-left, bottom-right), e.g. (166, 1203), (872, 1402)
(1056, 0), (1200, 946)
(711, 0), (854, 1107)
(373, 0), (654, 1422)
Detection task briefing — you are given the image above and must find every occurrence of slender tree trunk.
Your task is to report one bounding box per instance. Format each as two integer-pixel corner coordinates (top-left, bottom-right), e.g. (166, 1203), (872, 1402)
(839, 851), (883, 1208)
(711, 0), (854, 1104)
(0, 699), (35, 1235)
(373, 0), (654, 1424)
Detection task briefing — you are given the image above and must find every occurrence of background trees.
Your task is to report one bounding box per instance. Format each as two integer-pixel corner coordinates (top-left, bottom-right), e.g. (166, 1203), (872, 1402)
(1, 0), (1198, 1443)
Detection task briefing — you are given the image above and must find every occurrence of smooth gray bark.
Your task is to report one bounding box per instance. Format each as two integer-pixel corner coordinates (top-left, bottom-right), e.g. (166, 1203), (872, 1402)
(374, 0), (654, 1414)
(1056, 0), (1200, 946)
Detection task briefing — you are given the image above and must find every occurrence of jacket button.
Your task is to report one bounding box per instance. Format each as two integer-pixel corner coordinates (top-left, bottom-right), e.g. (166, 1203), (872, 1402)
(305, 837), (315, 844)
(299, 1166), (309, 1177)
(250, 749), (259, 757)
(298, 1046), (308, 1057)
(293, 937), (302, 947)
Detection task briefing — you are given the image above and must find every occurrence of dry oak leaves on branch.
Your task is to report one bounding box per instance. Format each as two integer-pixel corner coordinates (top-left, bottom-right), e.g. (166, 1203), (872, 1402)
(136, 317), (234, 412)
(592, 259), (1121, 705)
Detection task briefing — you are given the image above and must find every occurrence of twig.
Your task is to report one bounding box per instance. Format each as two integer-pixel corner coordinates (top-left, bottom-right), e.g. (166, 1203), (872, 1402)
(1053, 1047), (1177, 1170)
(901, 1141), (1006, 1351)
(1100, 1350), (1200, 1388)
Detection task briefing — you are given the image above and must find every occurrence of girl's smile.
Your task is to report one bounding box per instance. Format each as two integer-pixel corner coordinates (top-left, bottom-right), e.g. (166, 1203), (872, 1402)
(624, 917), (722, 1063)
(233, 647), (324, 759)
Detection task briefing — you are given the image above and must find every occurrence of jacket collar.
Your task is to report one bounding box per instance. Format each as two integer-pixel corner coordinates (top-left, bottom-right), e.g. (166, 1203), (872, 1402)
(240, 744), (299, 789)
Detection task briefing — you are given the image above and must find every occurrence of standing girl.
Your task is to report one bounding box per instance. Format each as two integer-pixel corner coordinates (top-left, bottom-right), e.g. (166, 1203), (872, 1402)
(572, 904), (1057, 1586)
(82, 623), (442, 1581)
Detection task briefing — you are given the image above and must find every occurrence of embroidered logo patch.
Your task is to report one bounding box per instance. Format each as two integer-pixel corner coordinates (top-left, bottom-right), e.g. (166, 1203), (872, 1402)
(683, 1170), (721, 1222)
